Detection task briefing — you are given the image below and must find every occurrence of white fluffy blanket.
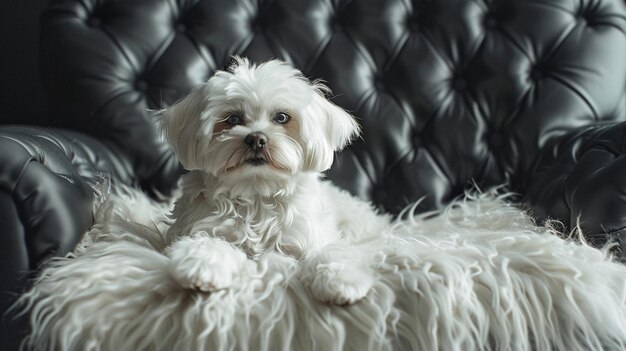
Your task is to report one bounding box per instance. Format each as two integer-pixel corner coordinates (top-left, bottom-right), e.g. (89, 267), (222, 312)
(17, 190), (626, 351)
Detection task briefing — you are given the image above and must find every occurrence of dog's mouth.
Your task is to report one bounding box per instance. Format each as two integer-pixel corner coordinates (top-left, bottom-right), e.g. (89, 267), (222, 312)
(245, 157), (267, 166)
(222, 150), (291, 174)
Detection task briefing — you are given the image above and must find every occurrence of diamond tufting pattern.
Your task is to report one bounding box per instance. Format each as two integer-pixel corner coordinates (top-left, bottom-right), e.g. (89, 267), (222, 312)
(39, 0), (626, 214)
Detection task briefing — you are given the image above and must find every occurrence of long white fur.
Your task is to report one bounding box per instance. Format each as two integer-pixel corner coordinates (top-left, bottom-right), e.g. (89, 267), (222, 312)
(16, 189), (626, 350)
(15, 58), (626, 350)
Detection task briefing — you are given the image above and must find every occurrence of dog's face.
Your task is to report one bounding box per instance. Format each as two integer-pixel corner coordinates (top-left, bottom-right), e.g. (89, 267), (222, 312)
(161, 57), (360, 179)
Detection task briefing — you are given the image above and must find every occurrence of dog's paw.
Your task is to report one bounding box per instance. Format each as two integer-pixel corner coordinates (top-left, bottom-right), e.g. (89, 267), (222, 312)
(301, 247), (374, 305)
(167, 234), (247, 292)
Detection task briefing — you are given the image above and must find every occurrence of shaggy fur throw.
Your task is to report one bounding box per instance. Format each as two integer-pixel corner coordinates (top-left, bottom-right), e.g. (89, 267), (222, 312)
(16, 189), (626, 350)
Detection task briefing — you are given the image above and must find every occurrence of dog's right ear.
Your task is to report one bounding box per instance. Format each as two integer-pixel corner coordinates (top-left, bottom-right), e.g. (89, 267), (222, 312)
(158, 86), (209, 171)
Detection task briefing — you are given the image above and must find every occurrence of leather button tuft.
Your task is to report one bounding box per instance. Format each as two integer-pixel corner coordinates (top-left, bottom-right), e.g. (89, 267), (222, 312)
(406, 13), (422, 32)
(484, 16), (497, 30)
(408, 20), (421, 32)
(410, 0), (438, 30)
(331, 20), (344, 32)
(531, 70), (544, 82)
(332, 19), (342, 32)
(530, 64), (547, 82)
(489, 132), (504, 147)
(251, 16), (265, 31)
(87, 16), (102, 27)
(453, 78), (467, 91)
(135, 80), (148, 92)
(373, 76), (386, 92)
(413, 135), (423, 149)
(483, 1), (516, 30)
(175, 23), (187, 33)
(577, 10), (598, 26)
(331, 10), (351, 32)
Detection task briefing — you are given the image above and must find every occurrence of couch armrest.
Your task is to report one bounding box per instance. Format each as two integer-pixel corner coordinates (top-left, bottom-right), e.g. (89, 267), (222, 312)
(0, 126), (141, 349)
(524, 121), (626, 258)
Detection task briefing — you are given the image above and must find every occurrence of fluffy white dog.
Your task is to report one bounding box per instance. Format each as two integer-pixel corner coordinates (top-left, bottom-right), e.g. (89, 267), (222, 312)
(160, 57), (390, 305)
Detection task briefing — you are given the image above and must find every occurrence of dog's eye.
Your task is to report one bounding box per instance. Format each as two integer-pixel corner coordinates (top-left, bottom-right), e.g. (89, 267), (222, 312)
(225, 114), (243, 125)
(274, 112), (290, 124)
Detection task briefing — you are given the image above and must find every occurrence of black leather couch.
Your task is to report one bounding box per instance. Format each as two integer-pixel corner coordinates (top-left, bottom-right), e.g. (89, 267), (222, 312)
(2, 0), (626, 348)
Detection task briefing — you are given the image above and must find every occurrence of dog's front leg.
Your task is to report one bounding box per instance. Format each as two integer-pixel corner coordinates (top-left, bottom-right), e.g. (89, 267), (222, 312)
(166, 232), (248, 292)
(300, 243), (374, 305)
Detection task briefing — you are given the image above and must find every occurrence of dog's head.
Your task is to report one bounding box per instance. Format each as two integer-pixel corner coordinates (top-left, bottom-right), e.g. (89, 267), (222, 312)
(160, 57), (360, 179)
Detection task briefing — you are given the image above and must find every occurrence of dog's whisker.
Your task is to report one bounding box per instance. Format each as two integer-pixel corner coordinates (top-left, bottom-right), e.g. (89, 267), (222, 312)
(212, 130), (228, 137)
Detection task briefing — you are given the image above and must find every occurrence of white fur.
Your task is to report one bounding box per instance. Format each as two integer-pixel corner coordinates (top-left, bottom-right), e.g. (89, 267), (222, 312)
(15, 189), (626, 350)
(14, 58), (626, 350)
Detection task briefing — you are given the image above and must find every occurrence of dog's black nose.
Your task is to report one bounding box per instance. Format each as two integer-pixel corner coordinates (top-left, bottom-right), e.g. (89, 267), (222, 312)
(244, 132), (268, 151)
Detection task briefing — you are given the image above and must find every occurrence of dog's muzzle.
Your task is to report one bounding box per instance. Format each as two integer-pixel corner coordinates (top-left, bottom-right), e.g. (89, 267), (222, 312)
(244, 132), (268, 166)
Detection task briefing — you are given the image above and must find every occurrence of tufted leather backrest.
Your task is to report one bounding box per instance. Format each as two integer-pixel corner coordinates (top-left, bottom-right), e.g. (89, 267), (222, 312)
(40, 0), (626, 213)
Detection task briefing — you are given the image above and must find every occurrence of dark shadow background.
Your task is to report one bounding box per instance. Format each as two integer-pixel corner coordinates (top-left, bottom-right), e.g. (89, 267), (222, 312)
(0, 0), (49, 126)
(0, 2), (49, 349)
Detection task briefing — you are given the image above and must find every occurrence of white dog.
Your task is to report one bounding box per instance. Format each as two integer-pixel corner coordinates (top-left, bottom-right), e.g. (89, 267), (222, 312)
(160, 57), (391, 305)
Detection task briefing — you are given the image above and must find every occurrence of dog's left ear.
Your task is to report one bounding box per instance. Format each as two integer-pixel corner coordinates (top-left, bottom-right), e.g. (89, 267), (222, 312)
(302, 89), (361, 172)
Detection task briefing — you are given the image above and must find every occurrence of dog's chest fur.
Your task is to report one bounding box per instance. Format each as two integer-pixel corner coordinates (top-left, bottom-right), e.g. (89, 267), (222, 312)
(167, 171), (343, 258)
